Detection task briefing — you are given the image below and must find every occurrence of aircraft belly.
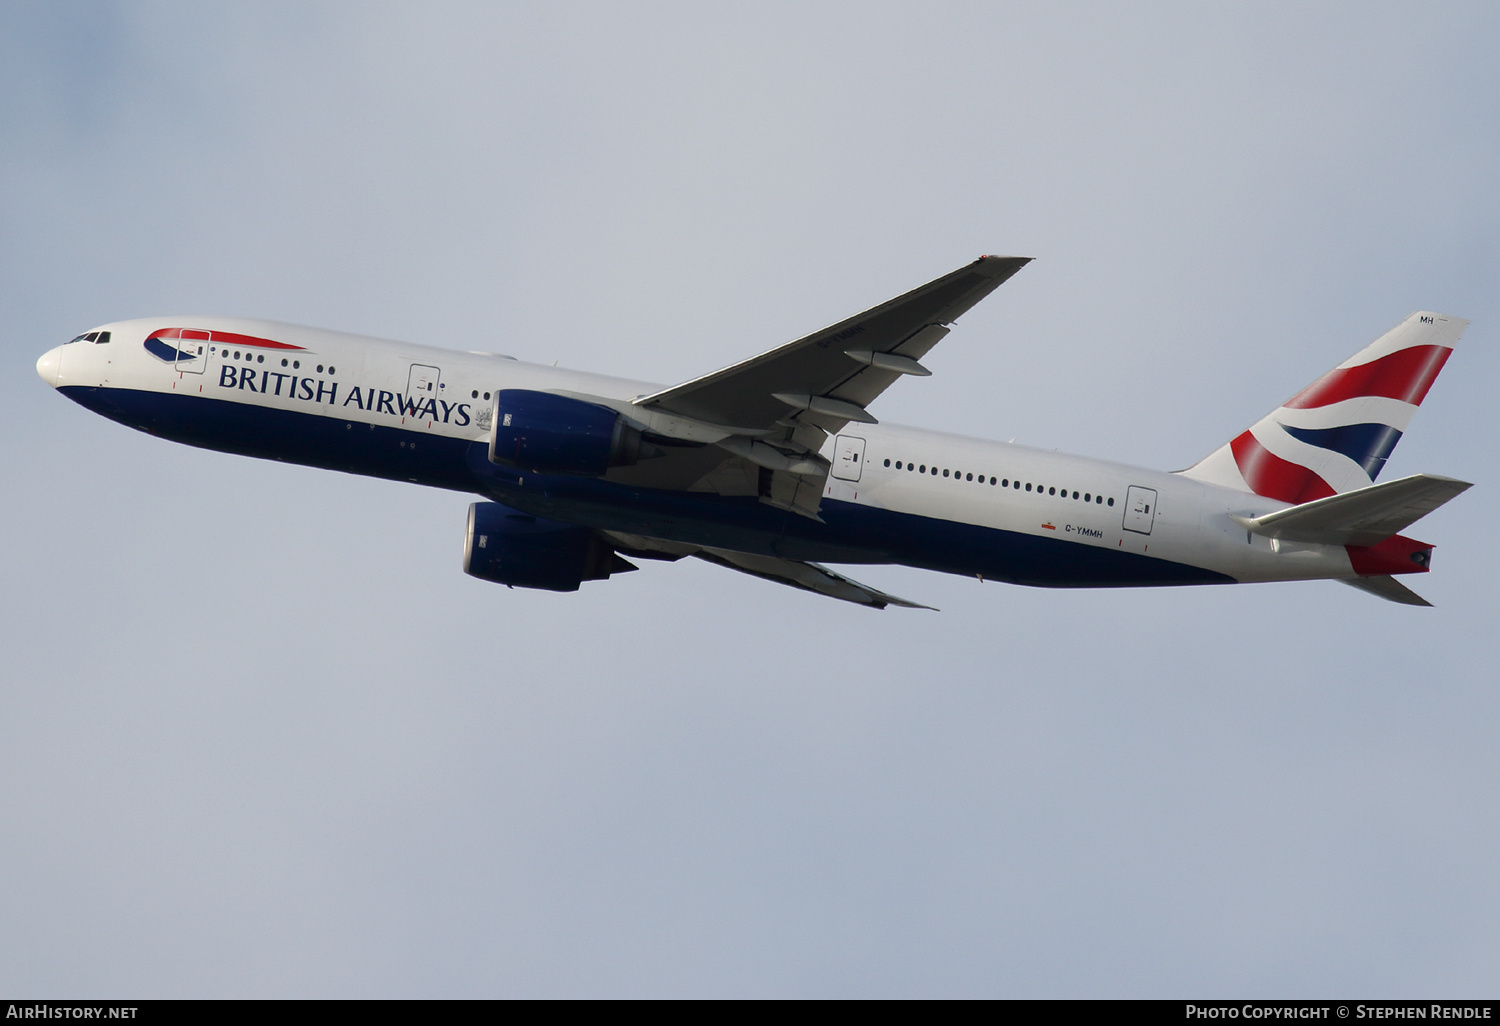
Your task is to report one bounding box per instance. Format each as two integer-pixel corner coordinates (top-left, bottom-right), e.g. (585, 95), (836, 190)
(811, 501), (1232, 587)
(57, 386), (479, 492)
(482, 473), (1232, 588)
(66, 386), (1234, 589)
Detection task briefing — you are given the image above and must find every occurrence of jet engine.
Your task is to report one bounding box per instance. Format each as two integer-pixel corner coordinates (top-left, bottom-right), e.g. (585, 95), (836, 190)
(488, 389), (655, 476)
(463, 501), (636, 592)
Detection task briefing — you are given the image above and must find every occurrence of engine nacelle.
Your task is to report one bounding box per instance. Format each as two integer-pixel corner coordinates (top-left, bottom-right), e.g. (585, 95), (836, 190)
(463, 502), (636, 592)
(488, 389), (649, 476)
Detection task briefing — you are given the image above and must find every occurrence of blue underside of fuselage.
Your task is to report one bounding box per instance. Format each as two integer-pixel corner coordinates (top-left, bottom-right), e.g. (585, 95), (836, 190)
(62, 386), (1233, 589)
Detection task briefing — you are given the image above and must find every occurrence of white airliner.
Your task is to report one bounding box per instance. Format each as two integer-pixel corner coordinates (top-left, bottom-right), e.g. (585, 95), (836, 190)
(36, 256), (1471, 607)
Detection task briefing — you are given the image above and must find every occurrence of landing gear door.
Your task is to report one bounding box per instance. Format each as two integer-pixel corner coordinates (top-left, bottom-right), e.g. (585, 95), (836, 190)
(831, 435), (866, 482)
(1123, 485), (1158, 535)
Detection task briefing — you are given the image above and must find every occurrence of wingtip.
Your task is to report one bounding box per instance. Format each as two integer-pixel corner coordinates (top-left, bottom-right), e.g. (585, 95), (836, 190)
(884, 598), (940, 611)
(974, 255), (1034, 277)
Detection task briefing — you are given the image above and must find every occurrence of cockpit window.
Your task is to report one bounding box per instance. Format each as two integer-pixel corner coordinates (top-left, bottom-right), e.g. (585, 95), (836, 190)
(93, 331), (111, 344)
(65, 331), (111, 345)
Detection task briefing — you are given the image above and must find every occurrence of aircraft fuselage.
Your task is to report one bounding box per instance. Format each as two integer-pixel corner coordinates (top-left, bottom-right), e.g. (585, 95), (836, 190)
(38, 315), (1381, 595)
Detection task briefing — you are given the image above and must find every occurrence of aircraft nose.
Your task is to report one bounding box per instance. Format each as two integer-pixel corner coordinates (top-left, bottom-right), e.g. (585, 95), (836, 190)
(36, 346), (62, 387)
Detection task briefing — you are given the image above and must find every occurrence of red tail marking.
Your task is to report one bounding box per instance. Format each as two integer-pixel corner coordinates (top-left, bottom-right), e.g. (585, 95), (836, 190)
(1284, 345), (1452, 410)
(1229, 432), (1337, 505)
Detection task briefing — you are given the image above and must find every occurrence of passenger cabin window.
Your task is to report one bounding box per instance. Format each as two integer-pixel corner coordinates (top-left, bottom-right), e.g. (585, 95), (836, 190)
(879, 455), (1116, 511)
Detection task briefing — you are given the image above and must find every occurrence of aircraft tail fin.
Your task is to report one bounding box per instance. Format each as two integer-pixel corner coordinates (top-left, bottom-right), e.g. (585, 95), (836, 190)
(1340, 574), (1433, 607)
(1179, 312), (1468, 501)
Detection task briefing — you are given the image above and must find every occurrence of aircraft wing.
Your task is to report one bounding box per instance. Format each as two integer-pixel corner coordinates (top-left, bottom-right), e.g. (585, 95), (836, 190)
(634, 255), (1031, 433)
(605, 532), (934, 609)
(694, 549), (935, 610)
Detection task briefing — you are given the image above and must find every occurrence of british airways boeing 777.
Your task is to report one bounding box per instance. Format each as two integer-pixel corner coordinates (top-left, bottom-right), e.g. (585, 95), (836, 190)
(36, 257), (1471, 607)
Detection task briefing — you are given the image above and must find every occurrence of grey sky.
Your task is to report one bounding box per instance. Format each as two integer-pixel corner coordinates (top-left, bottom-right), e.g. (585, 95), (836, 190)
(2, 2), (1497, 997)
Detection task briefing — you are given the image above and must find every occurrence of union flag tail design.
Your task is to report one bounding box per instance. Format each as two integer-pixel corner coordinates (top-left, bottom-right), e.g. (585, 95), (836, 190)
(1180, 312), (1469, 503)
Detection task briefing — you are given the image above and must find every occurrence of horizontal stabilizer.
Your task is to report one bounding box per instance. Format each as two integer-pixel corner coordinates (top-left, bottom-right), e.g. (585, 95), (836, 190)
(1231, 473), (1471, 546)
(1341, 575), (1433, 607)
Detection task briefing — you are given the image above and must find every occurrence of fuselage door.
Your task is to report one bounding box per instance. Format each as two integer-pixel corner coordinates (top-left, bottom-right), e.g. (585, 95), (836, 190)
(831, 434), (866, 482)
(1123, 485), (1158, 535)
(174, 329), (209, 373)
(407, 364), (441, 403)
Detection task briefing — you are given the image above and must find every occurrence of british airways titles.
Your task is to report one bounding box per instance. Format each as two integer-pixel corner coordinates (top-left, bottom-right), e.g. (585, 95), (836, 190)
(215, 364), (474, 426)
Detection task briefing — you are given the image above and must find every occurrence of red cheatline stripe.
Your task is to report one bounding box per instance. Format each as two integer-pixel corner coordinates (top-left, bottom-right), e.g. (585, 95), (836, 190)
(150, 327), (305, 351)
(1284, 345), (1451, 410)
(1230, 431), (1336, 505)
